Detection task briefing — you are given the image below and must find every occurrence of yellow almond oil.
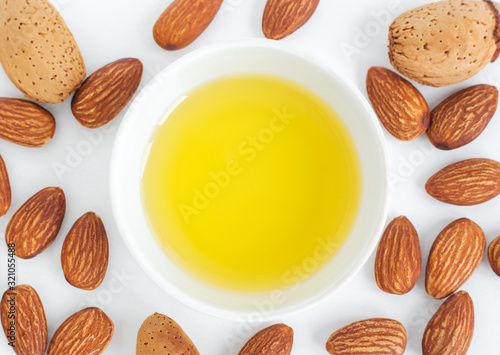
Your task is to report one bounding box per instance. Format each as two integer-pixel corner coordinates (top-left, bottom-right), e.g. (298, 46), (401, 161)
(141, 74), (362, 293)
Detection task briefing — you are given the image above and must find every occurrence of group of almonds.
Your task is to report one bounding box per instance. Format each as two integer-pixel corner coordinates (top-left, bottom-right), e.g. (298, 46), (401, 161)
(0, 0), (325, 354)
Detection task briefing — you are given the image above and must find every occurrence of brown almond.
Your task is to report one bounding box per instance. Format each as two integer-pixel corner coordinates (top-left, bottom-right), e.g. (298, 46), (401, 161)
(47, 307), (113, 355)
(426, 158), (500, 205)
(0, 156), (11, 216)
(61, 212), (109, 290)
(153, 0), (223, 50)
(263, 0), (320, 40)
(239, 324), (293, 355)
(1, 285), (48, 355)
(366, 67), (430, 141)
(488, 236), (500, 276)
(428, 85), (498, 150)
(426, 218), (485, 299)
(422, 291), (474, 355)
(375, 216), (422, 295)
(136, 313), (200, 354)
(5, 187), (66, 259)
(326, 318), (407, 355)
(71, 58), (143, 128)
(0, 98), (55, 147)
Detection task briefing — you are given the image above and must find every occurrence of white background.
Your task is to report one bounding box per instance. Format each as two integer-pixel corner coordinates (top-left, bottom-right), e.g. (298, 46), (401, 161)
(1, 0), (500, 354)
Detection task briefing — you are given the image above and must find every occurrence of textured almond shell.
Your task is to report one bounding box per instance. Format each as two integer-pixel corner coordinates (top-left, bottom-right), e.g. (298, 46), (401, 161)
(1, 285), (48, 355)
(389, 0), (500, 87)
(0, 0), (86, 103)
(366, 67), (430, 141)
(422, 291), (474, 355)
(61, 212), (109, 291)
(47, 307), (113, 355)
(375, 216), (422, 295)
(0, 98), (55, 147)
(0, 155), (11, 216)
(426, 158), (500, 205)
(71, 58), (143, 128)
(153, 0), (223, 50)
(488, 236), (500, 276)
(239, 324), (293, 355)
(326, 318), (407, 355)
(137, 312), (200, 355)
(5, 187), (66, 259)
(262, 0), (320, 40)
(428, 84), (498, 150)
(426, 218), (485, 299)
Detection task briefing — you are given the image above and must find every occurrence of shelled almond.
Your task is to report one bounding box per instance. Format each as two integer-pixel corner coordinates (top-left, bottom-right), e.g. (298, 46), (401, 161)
(488, 236), (500, 276)
(263, 0), (320, 40)
(0, 156), (11, 217)
(374, 216), (421, 295)
(239, 324), (294, 355)
(426, 218), (485, 299)
(5, 187), (66, 259)
(366, 66), (430, 141)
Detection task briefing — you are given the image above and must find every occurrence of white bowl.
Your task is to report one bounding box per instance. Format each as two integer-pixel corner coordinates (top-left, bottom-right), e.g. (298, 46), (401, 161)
(110, 39), (389, 321)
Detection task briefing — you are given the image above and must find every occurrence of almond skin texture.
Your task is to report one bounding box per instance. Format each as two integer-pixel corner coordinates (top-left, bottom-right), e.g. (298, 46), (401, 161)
(326, 318), (407, 355)
(5, 187), (66, 259)
(153, 0), (223, 50)
(375, 216), (422, 295)
(136, 313), (200, 354)
(0, 0), (86, 103)
(422, 291), (474, 355)
(61, 212), (109, 291)
(426, 218), (485, 299)
(71, 58), (143, 128)
(426, 158), (500, 205)
(1, 285), (48, 355)
(428, 85), (498, 150)
(47, 307), (113, 355)
(0, 155), (11, 216)
(0, 98), (56, 147)
(389, 0), (500, 87)
(366, 67), (430, 141)
(488, 236), (500, 276)
(262, 0), (320, 40)
(239, 324), (293, 355)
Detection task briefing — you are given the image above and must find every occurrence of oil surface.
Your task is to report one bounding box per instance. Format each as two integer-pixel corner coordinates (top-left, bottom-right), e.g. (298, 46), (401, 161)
(142, 74), (362, 292)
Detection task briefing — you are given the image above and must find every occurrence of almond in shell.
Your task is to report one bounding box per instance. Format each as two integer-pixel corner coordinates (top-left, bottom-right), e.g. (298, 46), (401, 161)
(239, 324), (293, 355)
(389, 0), (500, 87)
(375, 216), (422, 295)
(428, 84), (498, 150)
(263, 0), (320, 40)
(366, 66), (430, 141)
(153, 0), (223, 50)
(0, 155), (11, 217)
(422, 291), (474, 355)
(488, 236), (500, 276)
(426, 158), (500, 205)
(426, 218), (485, 299)
(136, 312), (200, 354)
(326, 318), (407, 355)
(1, 285), (48, 355)
(0, 98), (56, 147)
(47, 307), (113, 355)
(0, 0), (86, 103)
(61, 212), (109, 291)
(71, 58), (143, 128)
(5, 187), (66, 259)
